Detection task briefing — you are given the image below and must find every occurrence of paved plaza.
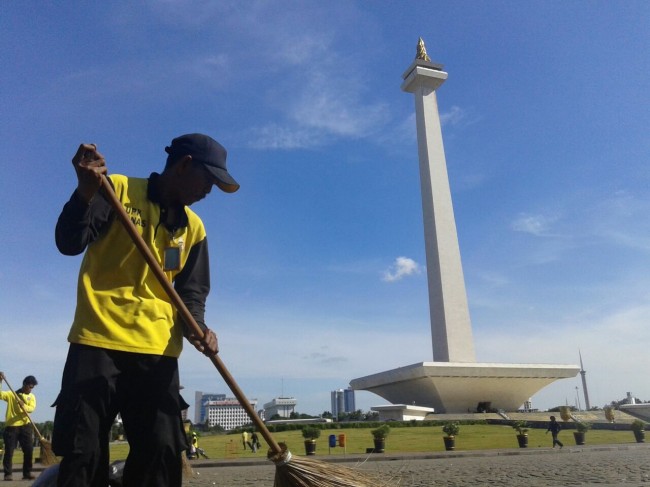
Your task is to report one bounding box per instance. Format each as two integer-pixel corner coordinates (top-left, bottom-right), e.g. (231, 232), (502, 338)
(181, 444), (650, 486)
(9, 443), (650, 486)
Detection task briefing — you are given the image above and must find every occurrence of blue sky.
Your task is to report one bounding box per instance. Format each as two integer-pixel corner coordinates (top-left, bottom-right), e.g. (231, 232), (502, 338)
(1, 1), (648, 422)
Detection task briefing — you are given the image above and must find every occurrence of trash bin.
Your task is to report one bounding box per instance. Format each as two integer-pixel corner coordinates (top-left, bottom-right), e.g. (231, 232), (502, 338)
(328, 434), (337, 448)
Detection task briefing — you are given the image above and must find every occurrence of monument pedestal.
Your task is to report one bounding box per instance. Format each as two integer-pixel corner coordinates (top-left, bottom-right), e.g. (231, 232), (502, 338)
(351, 362), (579, 413)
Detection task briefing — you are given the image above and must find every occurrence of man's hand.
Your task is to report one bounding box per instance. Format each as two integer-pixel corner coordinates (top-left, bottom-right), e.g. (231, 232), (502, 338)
(189, 328), (219, 356)
(0, 371), (4, 382)
(72, 143), (107, 203)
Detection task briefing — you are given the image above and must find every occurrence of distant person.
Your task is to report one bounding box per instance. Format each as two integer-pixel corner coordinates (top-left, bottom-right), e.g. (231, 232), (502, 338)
(249, 431), (260, 453)
(191, 432), (208, 459)
(546, 415), (564, 449)
(0, 372), (38, 481)
(242, 430), (249, 450)
(187, 432), (197, 459)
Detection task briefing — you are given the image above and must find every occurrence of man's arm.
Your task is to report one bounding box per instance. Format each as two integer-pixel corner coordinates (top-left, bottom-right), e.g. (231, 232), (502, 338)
(55, 191), (113, 255)
(55, 143), (112, 255)
(20, 393), (36, 414)
(174, 238), (210, 330)
(174, 238), (218, 355)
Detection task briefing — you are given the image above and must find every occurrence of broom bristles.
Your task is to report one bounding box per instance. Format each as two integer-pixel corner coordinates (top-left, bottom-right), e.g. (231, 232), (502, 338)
(39, 438), (57, 466)
(270, 444), (391, 487)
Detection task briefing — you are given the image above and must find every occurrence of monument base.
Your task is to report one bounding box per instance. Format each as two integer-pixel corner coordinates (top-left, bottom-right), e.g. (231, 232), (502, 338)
(350, 362), (579, 413)
(620, 404), (650, 422)
(370, 404), (435, 422)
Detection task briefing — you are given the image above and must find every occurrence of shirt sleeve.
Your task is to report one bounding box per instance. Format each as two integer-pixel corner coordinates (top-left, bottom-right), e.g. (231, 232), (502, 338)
(21, 393), (36, 414)
(174, 237), (211, 336)
(55, 190), (114, 256)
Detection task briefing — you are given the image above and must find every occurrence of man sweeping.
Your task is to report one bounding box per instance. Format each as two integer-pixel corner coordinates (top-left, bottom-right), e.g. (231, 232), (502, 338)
(52, 134), (239, 486)
(191, 432), (209, 459)
(0, 372), (38, 481)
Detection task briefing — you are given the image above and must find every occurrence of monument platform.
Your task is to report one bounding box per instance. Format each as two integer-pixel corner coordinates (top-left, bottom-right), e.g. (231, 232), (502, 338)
(620, 403), (650, 422)
(350, 362), (580, 413)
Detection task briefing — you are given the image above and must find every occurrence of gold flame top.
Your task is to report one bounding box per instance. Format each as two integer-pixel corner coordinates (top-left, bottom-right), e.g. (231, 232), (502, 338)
(416, 37), (431, 62)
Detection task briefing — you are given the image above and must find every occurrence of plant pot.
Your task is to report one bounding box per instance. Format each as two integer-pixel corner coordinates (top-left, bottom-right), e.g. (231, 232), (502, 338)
(516, 434), (528, 448)
(559, 406), (572, 422)
(633, 430), (645, 443)
(443, 436), (455, 451)
(373, 438), (386, 453)
(304, 439), (317, 456)
(573, 431), (586, 445)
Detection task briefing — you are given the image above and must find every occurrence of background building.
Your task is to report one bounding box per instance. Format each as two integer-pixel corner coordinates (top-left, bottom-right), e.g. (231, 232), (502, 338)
(263, 397), (297, 419)
(331, 388), (356, 418)
(194, 392), (225, 424)
(194, 391), (258, 431)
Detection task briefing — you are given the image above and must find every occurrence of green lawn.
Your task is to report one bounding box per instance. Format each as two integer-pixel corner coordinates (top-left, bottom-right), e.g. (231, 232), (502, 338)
(5, 424), (638, 465)
(109, 424), (637, 461)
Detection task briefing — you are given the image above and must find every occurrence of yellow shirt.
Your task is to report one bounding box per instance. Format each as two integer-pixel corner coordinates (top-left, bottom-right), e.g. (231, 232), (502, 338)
(0, 387), (35, 427)
(68, 174), (207, 357)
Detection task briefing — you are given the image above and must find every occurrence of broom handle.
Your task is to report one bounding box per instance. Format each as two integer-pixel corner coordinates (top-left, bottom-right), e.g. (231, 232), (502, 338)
(1, 376), (45, 440)
(99, 175), (283, 454)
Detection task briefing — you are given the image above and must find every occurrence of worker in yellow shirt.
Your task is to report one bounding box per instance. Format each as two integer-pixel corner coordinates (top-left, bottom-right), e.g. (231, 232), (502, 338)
(0, 372), (38, 481)
(191, 432), (208, 459)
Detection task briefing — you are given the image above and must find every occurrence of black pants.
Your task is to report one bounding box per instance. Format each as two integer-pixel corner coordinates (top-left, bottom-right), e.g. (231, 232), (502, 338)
(551, 433), (563, 448)
(52, 344), (189, 487)
(2, 425), (34, 478)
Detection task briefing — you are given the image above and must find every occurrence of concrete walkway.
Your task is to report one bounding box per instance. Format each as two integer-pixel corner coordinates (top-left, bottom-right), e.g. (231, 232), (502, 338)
(7, 443), (650, 486)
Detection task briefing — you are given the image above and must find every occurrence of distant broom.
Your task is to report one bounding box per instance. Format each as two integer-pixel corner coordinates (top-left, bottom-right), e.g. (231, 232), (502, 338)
(100, 173), (390, 486)
(1, 375), (57, 466)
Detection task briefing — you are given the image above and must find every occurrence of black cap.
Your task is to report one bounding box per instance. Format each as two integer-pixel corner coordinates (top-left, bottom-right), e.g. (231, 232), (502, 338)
(165, 133), (240, 193)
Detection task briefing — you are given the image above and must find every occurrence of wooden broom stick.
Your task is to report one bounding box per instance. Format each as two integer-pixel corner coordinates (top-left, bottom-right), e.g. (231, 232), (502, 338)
(99, 175), (284, 455)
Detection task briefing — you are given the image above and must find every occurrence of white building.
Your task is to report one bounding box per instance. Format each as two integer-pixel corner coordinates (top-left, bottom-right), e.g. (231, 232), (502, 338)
(195, 391), (258, 431)
(263, 397), (297, 419)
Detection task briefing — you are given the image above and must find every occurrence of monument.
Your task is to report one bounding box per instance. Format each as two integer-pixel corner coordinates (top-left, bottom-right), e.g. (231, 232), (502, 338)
(350, 39), (579, 413)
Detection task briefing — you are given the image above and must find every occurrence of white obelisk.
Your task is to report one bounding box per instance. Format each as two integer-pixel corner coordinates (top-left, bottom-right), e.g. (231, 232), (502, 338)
(348, 41), (579, 413)
(401, 40), (475, 363)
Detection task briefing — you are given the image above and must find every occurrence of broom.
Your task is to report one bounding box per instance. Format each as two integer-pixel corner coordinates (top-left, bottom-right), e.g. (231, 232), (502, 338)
(0, 375), (57, 466)
(99, 174), (388, 486)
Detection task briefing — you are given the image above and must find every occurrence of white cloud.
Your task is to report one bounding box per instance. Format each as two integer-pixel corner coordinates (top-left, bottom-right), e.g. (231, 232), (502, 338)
(511, 213), (556, 236)
(590, 192), (650, 252)
(247, 124), (325, 150)
(440, 105), (466, 126)
(248, 83), (390, 149)
(382, 256), (421, 282)
(290, 87), (389, 138)
(440, 105), (481, 128)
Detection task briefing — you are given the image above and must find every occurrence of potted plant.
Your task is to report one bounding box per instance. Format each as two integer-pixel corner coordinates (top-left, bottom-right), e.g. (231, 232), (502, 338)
(442, 422), (460, 451)
(573, 421), (591, 445)
(631, 420), (646, 443)
(370, 424), (390, 453)
(301, 426), (321, 456)
(512, 420), (529, 448)
(559, 406), (572, 422)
